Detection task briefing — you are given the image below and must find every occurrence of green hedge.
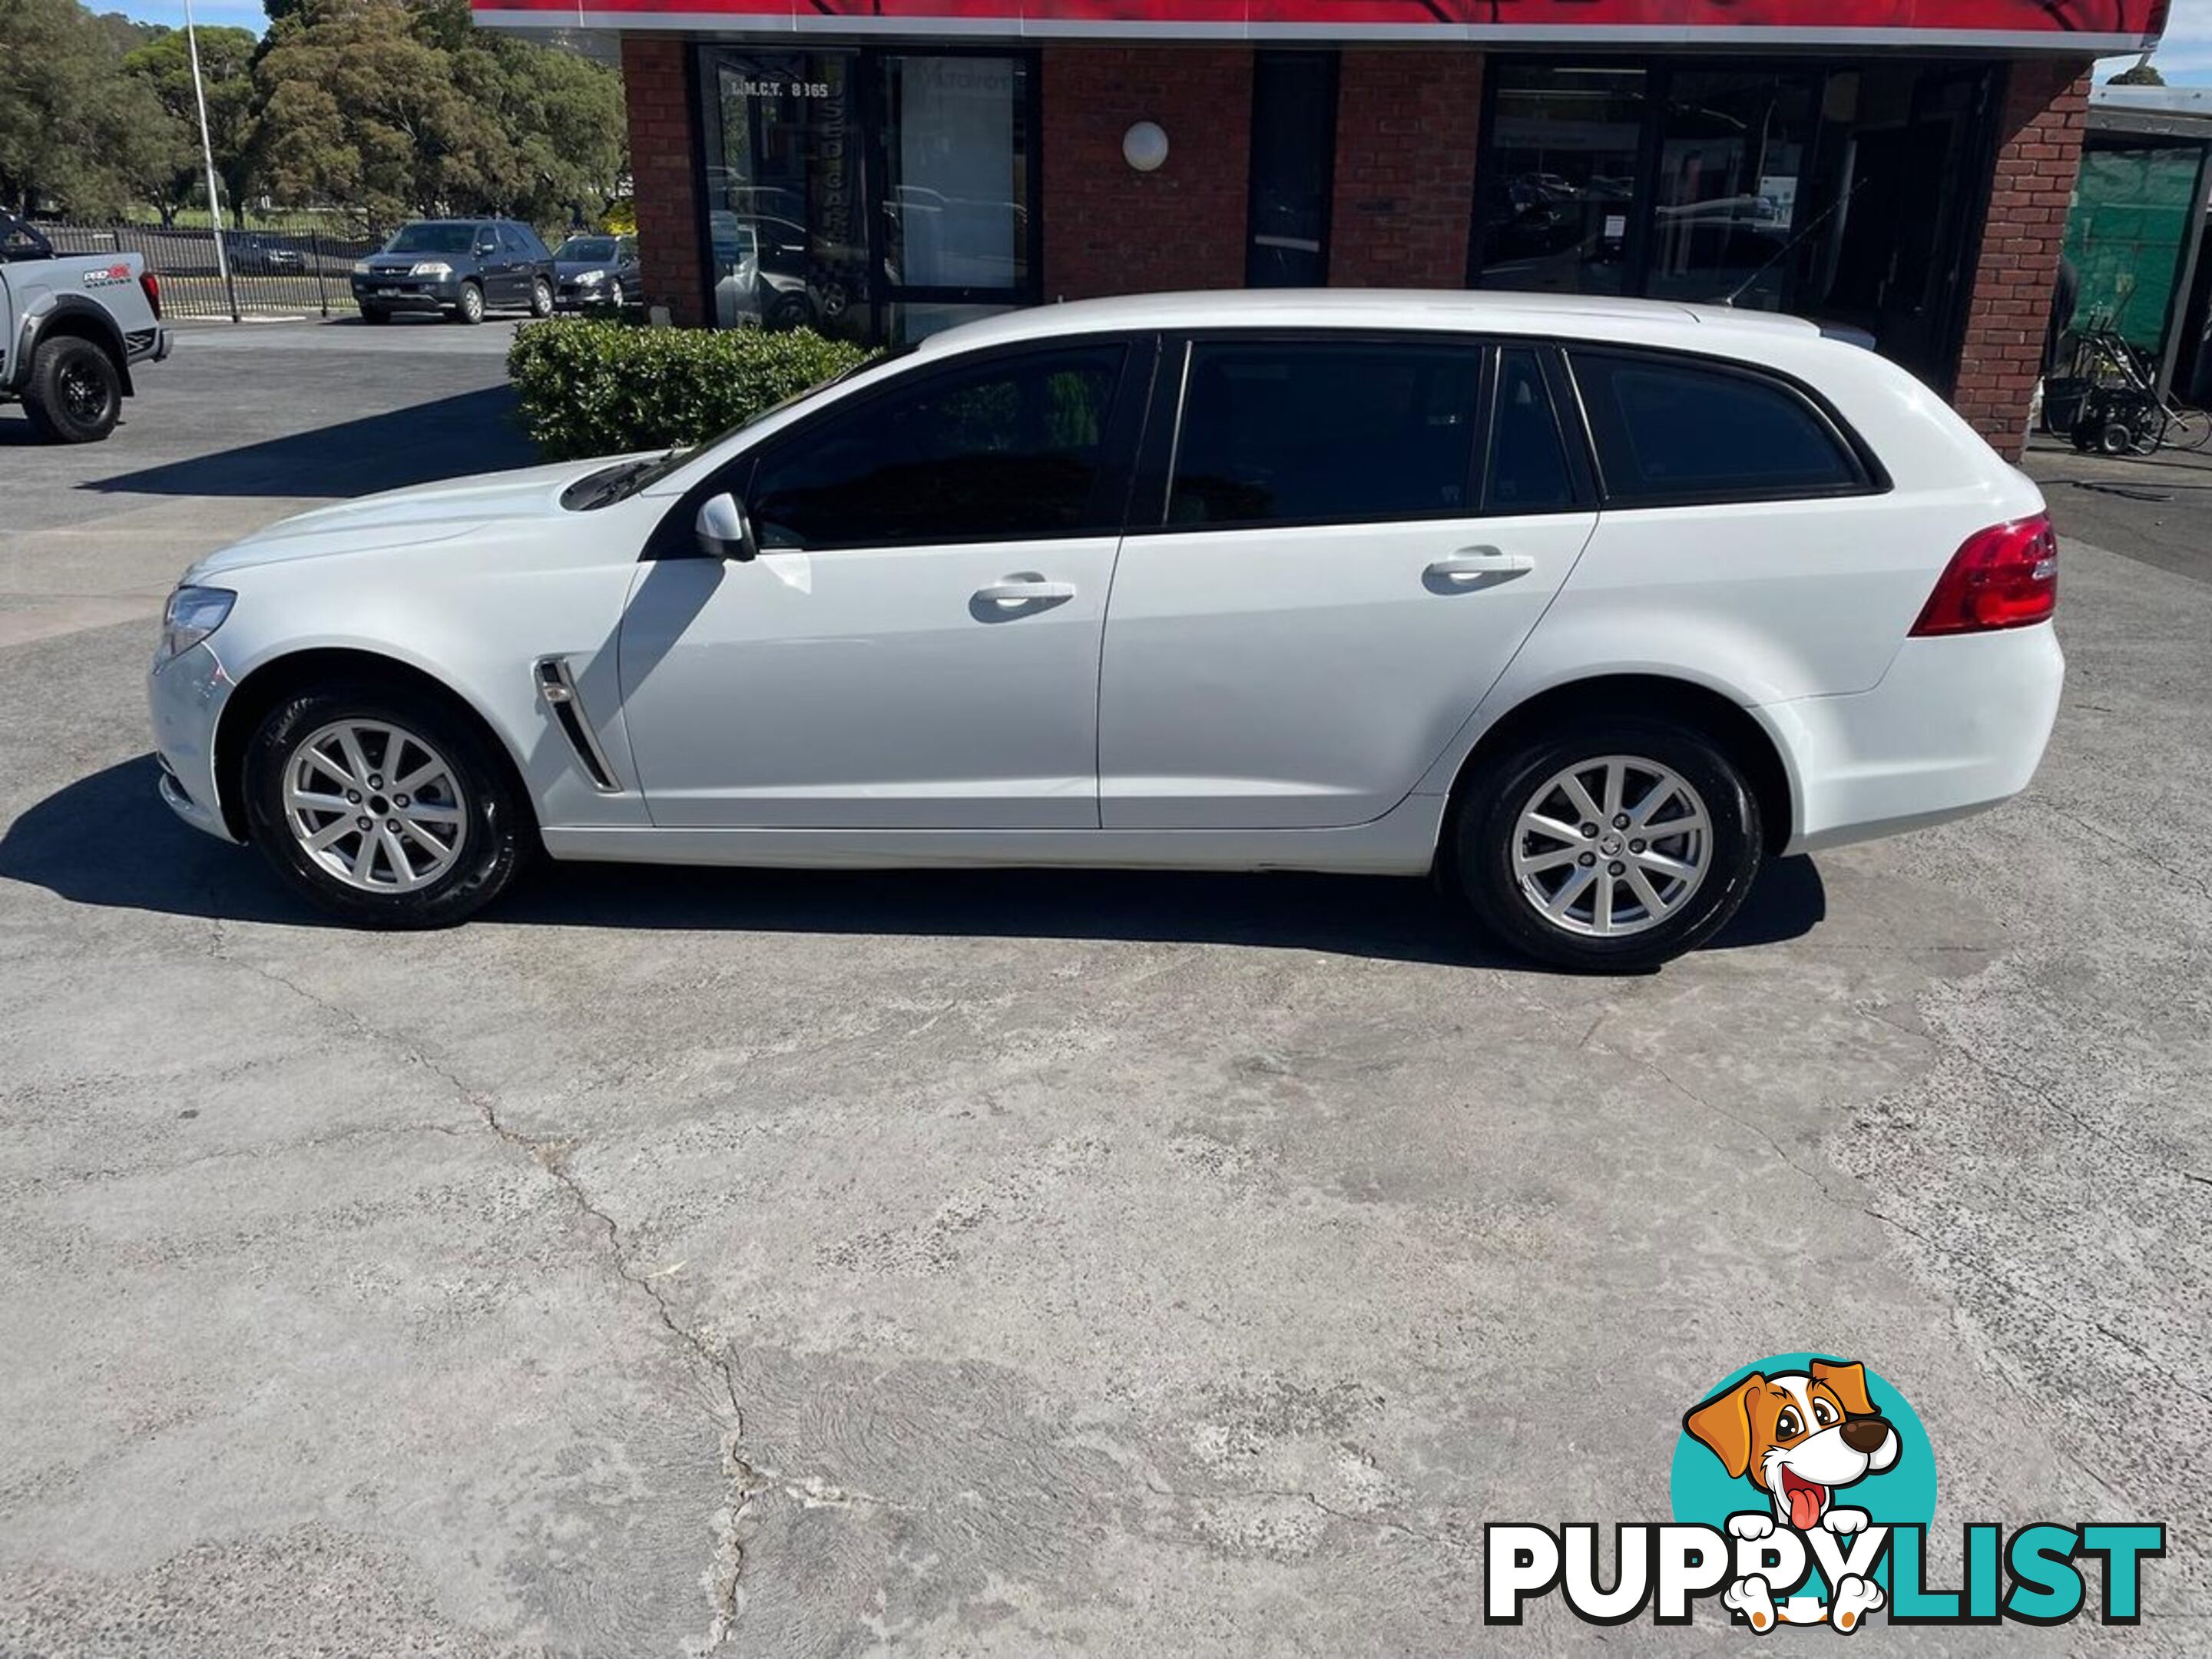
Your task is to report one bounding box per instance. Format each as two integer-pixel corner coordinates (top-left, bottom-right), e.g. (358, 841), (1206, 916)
(508, 318), (871, 461)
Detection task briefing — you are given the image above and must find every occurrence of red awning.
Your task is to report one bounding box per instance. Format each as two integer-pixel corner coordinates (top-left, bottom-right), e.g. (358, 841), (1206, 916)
(472, 0), (2166, 52)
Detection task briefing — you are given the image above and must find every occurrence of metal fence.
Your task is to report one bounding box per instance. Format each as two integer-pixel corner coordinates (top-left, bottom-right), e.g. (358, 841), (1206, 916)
(42, 222), (385, 320)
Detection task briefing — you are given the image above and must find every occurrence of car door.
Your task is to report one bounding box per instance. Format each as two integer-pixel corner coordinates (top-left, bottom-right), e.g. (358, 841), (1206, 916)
(495, 225), (532, 304)
(1098, 336), (1598, 830)
(617, 336), (1151, 829)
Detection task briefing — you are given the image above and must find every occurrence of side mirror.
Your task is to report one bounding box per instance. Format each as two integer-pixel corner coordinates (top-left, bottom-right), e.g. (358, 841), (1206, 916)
(695, 492), (758, 562)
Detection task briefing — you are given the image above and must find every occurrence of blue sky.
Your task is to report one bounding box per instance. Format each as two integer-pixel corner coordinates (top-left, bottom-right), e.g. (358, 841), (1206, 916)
(103, 0), (2212, 81)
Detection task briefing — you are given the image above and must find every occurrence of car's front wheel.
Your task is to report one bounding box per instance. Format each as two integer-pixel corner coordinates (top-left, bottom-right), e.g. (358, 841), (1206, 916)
(607, 279), (624, 309)
(1452, 717), (1763, 972)
(242, 683), (531, 928)
(452, 282), (485, 325)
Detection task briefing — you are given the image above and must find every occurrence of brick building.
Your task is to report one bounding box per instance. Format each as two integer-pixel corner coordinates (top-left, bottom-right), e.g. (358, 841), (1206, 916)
(475, 2), (2166, 458)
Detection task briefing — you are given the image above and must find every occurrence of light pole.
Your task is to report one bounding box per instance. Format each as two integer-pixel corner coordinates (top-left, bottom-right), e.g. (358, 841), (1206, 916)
(182, 0), (239, 322)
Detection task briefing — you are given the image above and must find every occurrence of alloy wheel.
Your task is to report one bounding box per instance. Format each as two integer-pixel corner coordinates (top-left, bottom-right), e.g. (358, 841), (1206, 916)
(59, 363), (107, 423)
(1511, 755), (1711, 938)
(283, 720), (469, 893)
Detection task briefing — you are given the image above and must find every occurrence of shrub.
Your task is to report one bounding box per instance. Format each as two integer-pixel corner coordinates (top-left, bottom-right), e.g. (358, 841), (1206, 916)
(507, 318), (871, 461)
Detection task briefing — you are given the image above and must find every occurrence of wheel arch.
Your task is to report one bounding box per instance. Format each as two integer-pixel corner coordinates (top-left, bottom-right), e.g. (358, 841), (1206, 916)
(214, 647), (537, 845)
(1438, 674), (1796, 865)
(19, 300), (134, 396)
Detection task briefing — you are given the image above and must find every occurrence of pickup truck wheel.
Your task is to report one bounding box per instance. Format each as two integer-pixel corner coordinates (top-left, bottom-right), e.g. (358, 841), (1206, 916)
(22, 336), (122, 443)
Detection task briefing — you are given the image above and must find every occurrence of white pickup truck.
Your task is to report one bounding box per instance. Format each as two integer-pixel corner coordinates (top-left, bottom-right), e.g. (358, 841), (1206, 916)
(1, 210), (170, 443)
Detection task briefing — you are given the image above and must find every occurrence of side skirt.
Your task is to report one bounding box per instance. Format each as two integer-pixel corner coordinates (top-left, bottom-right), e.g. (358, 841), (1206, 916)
(539, 793), (1446, 876)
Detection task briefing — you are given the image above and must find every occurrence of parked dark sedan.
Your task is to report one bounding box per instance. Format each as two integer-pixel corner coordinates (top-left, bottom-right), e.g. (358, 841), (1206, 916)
(351, 220), (555, 325)
(552, 233), (640, 310)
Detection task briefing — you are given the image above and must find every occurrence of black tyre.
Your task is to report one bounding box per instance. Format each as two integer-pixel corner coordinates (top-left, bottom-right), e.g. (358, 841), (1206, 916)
(528, 276), (555, 318)
(22, 335), (122, 443)
(242, 682), (531, 929)
(360, 306), (392, 326)
(452, 282), (485, 325)
(1452, 717), (1763, 972)
(2096, 419), (2132, 457)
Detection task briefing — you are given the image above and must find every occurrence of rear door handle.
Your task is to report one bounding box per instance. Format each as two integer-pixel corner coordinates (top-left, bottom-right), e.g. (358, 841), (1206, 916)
(1426, 547), (1535, 584)
(973, 577), (1077, 609)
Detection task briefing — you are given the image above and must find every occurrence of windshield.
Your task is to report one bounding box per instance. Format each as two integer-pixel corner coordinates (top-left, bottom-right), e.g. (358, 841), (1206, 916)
(558, 237), (617, 261)
(385, 224), (478, 255)
(565, 346), (917, 509)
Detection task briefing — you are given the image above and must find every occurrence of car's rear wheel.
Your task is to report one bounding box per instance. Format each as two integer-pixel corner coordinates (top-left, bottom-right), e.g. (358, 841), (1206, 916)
(1452, 717), (1762, 972)
(22, 335), (122, 443)
(452, 282), (485, 325)
(242, 683), (531, 929)
(528, 277), (554, 318)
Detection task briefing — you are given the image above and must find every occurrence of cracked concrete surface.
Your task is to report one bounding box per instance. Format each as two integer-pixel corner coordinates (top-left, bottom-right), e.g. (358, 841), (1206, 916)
(2, 324), (2207, 1654)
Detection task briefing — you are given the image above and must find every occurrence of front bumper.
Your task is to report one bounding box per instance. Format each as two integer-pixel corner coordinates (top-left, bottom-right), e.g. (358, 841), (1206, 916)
(1762, 622), (2065, 855)
(352, 276), (465, 311)
(556, 280), (614, 307)
(148, 639), (241, 844)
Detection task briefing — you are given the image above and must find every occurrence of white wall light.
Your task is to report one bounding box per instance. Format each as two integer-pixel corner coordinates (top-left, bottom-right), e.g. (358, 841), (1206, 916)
(1122, 121), (1170, 174)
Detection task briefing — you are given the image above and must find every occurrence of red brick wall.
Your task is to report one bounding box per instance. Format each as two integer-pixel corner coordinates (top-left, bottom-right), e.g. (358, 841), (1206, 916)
(1041, 46), (1253, 300)
(621, 35), (707, 326)
(1952, 59), (2091, 458)
(1330, 50), (1484, 288)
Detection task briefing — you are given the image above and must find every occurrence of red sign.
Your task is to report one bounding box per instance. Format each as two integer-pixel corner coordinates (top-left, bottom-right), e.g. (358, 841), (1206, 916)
(475, 0), (2167, 48)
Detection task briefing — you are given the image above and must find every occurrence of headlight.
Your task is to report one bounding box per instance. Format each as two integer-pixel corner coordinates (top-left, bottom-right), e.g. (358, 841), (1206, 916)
(575, 269), (604, 285)
(161, 586), (234, 661)
(352, 260), (372, 276)
(410, 260), (452, 278)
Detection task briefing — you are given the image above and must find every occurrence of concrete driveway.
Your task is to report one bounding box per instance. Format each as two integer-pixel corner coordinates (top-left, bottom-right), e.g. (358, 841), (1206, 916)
(2, 322), (2207, 1654)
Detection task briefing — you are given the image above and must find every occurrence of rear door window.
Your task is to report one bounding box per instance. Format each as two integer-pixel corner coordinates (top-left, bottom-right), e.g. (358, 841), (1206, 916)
(1485, 347), (1577, 514)
(1165, 339), (1483, 528)
(1567, 348), (1866, 505)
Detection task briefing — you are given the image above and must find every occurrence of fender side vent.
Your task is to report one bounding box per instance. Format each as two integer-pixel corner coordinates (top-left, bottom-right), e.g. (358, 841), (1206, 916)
(534, 657), (621, 793)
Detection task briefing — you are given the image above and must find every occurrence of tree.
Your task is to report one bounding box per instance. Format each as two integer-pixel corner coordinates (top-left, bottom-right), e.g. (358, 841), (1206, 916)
(2111, 58), (2166, 87)
(0, 0), (190, 217)
(250, 0), (624, 231)
(124, 24), (260, 225)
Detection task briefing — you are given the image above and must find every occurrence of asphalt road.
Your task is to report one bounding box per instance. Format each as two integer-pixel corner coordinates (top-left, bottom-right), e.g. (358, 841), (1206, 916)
(1, 322), (2207, 1654)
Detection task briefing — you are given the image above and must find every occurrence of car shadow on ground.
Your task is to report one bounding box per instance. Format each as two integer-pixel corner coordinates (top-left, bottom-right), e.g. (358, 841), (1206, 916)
(76, 386), (534, 496)
(1, 757), (1828, 969)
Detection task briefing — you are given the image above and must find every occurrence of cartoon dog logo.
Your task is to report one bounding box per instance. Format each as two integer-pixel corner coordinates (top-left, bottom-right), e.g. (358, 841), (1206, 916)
(1684, 1359), (1901, 1632)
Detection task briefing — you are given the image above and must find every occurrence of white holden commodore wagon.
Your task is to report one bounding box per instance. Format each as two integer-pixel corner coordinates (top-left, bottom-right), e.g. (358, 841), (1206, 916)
(148, 291), (2061, 970)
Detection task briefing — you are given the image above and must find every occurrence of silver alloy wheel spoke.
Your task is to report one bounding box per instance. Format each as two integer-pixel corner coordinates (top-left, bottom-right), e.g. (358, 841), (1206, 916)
(1510, 754), (1714, 939)
(283, 718), (468, 895)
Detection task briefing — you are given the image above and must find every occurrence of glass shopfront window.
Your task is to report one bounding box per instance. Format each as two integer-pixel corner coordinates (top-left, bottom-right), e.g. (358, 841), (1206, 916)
(1473, 59), (1999, 391)
(1475, 66), (1647, 296)
(698, 46), (1038, 345)
(1647, 71), (1815, 308)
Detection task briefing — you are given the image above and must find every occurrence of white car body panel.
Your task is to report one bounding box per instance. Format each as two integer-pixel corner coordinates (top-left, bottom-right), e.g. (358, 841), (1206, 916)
(1098, 511), (1595, 828)
(148, 289), (2063, 889)
(616, 536), (1120, 828)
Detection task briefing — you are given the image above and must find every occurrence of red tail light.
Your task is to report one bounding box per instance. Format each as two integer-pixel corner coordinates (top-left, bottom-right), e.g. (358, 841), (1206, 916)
(1909, 514), (2058, 636)
(138, 271), (161, 320)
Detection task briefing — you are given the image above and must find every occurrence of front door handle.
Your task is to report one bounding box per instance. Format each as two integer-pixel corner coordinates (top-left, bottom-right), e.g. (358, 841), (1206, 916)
(1426, 547), (1535, 585)
(973, 577), (1077, 610)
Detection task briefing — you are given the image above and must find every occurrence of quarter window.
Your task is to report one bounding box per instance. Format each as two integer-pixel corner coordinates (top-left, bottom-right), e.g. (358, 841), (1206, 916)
(1568, 349), (1862, 504)
(749, 346), (1128, 548)
(1167, 341), (1483, 528)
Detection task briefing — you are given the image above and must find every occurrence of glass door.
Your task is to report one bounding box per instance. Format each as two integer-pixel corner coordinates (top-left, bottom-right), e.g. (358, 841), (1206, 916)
(698, 47), (1038, 345)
